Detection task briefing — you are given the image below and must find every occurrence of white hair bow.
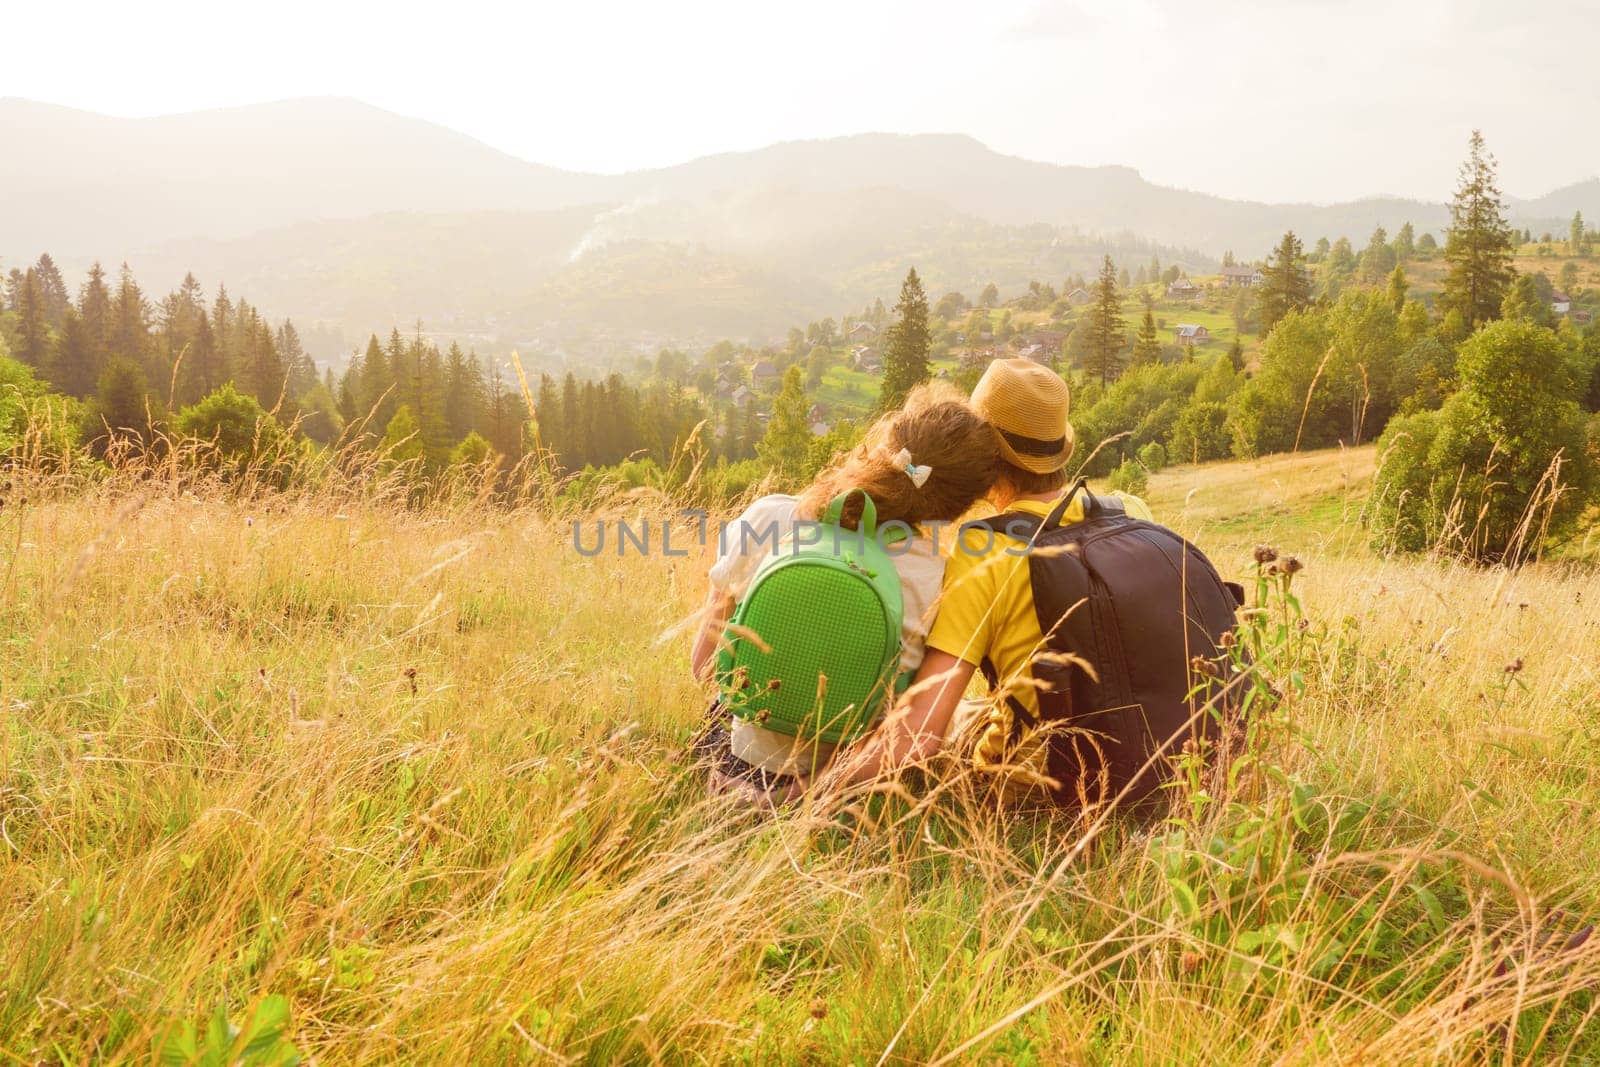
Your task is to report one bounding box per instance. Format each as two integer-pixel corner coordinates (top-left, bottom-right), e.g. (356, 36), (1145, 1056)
(893, 448), (933, 489)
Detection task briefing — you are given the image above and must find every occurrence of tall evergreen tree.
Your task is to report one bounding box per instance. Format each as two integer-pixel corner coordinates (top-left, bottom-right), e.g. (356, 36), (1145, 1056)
(78, 262), (113, 365)
(181, 308), (225, 405)
(33, 253), (70, 327)
(1440, 130), (1516, 329)
(1256, 231), (1313, 335)
(111, 263), (149, 370)
(13, 268), (53, 369)
(443, 342), (484, 441)
(1130, 294), (1162, 368)
(277, 320), (316, 398)
(1084, 255), (1126, 386)
(50, 307), (99, 397)
(878, 267), (931, 410)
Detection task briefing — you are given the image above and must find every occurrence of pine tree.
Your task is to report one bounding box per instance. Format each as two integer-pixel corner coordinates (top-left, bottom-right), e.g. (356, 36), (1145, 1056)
(1571, 211), (1586, 254)
(1084, 255), (1126, 386)
(181, 309), (225, 405)
(50, 307), (98, 397)
(1256, 231), (1312, 335)
(559, 373), (583, 467)
(1130, 295), (1162, 368)
(878, 267), (931, 411)
(211, 285), (234, 366)
(34, 254), (70, 327)
(534, 372), (561, 454)
(86, 358), (162, 458)
(78, 263), (113, 367)
(351, 335), (389, 431)
(1440, 130), (1516, 329)
(13, 268), (53, 369)
(111, 264), (149, 370)
(484, 363), (523, 462)
(277, 320), (316, 398)
(444, 343), (480, 441)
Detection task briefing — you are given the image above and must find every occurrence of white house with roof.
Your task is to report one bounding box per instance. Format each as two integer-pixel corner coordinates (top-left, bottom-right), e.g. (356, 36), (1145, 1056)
(1173, 324), (1210, 345)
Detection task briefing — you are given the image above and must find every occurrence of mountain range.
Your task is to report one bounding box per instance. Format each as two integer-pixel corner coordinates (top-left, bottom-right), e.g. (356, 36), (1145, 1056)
(4, 96), (1594, 363)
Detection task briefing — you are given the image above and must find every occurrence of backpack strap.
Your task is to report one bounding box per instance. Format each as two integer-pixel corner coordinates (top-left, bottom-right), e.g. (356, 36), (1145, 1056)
(1039, 477), (1126, 531)
(979, 656), (1041, 742)
(980, 479), (1129, 541)
(822, 488), (878, 539)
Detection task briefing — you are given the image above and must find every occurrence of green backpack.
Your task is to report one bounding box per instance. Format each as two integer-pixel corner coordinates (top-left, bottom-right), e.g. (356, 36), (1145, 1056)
(715, 490), (906, 745)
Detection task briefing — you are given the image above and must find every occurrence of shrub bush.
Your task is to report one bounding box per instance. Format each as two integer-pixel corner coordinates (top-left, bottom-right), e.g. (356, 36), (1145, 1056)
(1136, 441), (1167, 472)
(1369, 320), (1597, 561)
(1107, 458), (1149, 496)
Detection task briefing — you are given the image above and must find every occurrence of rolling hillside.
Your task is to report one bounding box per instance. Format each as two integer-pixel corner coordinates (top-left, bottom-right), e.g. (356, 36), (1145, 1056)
(5, 445), (1599, 1061)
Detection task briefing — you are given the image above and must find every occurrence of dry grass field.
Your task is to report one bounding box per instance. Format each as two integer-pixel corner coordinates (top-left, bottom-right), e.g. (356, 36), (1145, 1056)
(1, 448), (1598, 1063)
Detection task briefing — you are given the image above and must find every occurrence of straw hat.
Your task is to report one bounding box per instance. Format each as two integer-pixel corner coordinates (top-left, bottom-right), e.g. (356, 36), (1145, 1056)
(970, 358), (1074, 474)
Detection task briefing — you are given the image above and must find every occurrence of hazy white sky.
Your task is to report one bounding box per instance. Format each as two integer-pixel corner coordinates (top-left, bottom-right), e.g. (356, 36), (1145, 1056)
(6, 0), (1596, 203)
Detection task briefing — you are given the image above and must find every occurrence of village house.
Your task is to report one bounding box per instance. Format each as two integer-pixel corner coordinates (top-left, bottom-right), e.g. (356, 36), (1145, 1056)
(847, 321), (878, 341)
(853, 346), (883, 372)
(1065, 287), (1093, 307)
(1173, 324), (1210, 346)
(751, 359), (779, 384)
(730, 385), (753, 406)
(1166, 278), (1201, 299)
(1220, 265), (1264, 288)
(1552, 290), (1573, 315)
(1030, 328), (1066, 348)
(1018, 343), (1048, 364)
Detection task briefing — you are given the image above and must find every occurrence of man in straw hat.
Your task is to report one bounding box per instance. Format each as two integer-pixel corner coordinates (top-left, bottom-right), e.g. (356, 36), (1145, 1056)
(825, 357), (1154, 794)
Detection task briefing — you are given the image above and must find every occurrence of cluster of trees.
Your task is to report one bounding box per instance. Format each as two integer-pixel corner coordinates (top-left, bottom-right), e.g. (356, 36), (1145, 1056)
(4, 134), (1595, 546)
(2, 257), (325, 457)
(1060, 131), (1600, 560)
(0, 257), (757, 489)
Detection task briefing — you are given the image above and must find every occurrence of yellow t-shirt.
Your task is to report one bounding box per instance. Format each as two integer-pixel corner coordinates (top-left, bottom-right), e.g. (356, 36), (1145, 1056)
(926, 487), (1154, 718)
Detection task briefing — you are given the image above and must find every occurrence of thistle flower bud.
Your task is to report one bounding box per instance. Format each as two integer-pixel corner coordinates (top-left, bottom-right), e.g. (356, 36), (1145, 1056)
(1253, 545), (1278, 565)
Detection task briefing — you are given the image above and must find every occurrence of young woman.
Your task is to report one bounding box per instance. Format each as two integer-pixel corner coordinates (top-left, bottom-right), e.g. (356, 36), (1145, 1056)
(688, 383), (1000, 801)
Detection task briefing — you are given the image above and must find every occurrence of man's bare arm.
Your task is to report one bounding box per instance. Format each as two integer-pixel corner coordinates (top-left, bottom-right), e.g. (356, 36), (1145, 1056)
(822, 649), (977, 791)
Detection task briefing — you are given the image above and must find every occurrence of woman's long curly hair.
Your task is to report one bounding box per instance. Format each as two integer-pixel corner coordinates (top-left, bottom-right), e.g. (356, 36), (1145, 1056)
(797, 382), (1001, 531)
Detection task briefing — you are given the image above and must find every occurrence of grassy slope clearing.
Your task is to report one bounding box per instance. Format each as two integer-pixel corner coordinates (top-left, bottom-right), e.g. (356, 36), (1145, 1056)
(2, 448), (1599, 1063)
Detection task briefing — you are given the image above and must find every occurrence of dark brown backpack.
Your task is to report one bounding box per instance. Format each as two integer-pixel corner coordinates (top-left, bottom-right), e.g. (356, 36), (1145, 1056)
(977, 480), (1245, 810)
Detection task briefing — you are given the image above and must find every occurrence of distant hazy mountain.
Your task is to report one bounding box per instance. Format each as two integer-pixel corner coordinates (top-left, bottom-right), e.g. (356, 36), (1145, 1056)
(3, 96), (1592, 362)
(0, 97), (596, 254)
(5, 96), (1589, 261)
(133, 191), (1198, 363)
